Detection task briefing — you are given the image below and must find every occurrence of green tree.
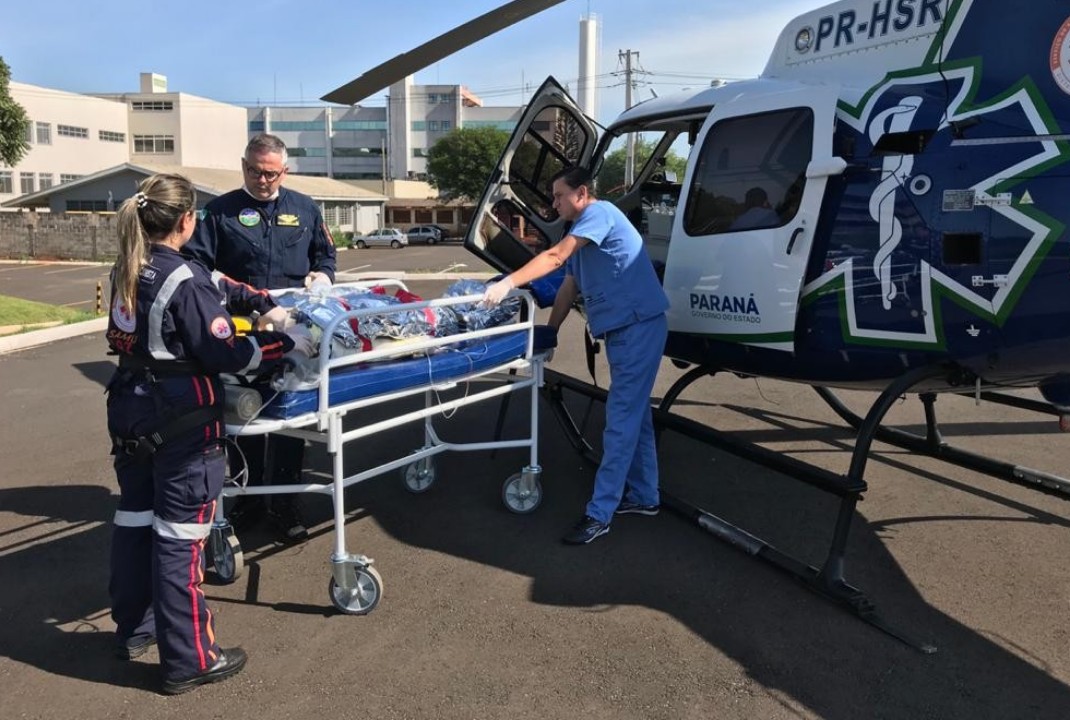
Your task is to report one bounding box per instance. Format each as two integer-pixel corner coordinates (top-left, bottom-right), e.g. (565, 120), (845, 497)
(0, 57), (30, 167)
(596, 138), (688, 199)
(426, 126), (510, 201)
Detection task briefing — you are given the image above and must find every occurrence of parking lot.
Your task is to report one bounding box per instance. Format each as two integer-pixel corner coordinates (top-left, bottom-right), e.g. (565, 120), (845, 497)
(0, 244), (491, 309)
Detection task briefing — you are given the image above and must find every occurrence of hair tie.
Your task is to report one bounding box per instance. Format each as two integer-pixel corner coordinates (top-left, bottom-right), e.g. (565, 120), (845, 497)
(134, 192), (149, 209)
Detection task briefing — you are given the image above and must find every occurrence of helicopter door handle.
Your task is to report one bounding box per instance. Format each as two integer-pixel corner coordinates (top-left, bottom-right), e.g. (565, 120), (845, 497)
(786, 227), (805, 255)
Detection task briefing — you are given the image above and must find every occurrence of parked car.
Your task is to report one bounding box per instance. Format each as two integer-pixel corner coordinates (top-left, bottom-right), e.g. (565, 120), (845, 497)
(354, 228), (408, 249)
(406, 225), (443, 245)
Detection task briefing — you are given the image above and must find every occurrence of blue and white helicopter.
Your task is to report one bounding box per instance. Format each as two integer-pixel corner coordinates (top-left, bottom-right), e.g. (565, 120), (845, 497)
(325, 0), (1070, 650)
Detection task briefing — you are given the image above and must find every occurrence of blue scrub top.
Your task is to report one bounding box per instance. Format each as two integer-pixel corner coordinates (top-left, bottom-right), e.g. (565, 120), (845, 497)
(566, 200), (669, 337)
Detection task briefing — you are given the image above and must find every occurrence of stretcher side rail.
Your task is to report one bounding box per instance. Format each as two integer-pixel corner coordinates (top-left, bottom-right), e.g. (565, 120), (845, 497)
(211, 287), (545, 615)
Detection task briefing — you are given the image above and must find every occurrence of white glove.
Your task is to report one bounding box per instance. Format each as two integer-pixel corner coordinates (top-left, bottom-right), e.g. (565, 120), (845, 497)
(285, 324), (316, 356)
(257, 305), (293, 331)
(481, 276), (515, 307)
(305, 271), (332, 296)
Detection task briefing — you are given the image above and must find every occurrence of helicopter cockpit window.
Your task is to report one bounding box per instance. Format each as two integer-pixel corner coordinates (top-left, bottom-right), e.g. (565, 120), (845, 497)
(683, 108), (813, 236)
(507, 106), (589, 222)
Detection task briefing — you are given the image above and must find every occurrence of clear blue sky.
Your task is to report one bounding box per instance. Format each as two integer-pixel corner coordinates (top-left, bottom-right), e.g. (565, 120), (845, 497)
(3, 0), (817, 124)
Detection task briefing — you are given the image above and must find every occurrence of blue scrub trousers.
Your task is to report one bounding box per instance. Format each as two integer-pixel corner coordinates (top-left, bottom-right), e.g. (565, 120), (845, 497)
(585, 313), (668, 523)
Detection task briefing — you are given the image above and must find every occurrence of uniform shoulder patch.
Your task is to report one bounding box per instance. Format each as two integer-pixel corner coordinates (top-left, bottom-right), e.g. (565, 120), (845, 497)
(210, 316), (233, 339)
(112, 300), (137, 332)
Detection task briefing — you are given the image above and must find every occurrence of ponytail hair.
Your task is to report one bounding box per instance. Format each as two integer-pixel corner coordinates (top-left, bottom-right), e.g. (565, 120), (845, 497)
(113, 173), (196, 314)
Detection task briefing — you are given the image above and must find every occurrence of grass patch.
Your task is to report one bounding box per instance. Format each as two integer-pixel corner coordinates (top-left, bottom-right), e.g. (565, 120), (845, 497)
(0, 294), (97, 328)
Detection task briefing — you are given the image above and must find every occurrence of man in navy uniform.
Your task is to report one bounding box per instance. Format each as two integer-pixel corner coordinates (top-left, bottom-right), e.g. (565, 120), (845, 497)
(185, 133), (336, 541)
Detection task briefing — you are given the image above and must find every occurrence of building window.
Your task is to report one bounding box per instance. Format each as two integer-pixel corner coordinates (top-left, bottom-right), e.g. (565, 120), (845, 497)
(392, 209), (412, 224)
(332, 146), (382, 157)
(133, 134), (175, 153)
(437, 209), (455, 224)
(428, 120), (440, 132)
(131, 100), (174, 111)
(333, 120), (387, 131)
(66, 200), (109, 212)
(20, 172), (34, 194)
(58, 124), (89, 139)
(38, 174), (53, 190)
(411, 121), (426, 131)
(269, 121), (325, 131)
(412, 148), (428, 157)
(428, 94), (438, 104)
(415, 209), (433, 224)
(288, 147), (327, 157)
(99, 130), (126, 143)
(36, 122), (51, 145)
(323, 205), (338, 225)
(462, 120), (516, 131)
(441, 120), (451, 131)
(23, 123), (33, 144)
(249, 120), (265, 132)
(59, 174), (83, 184)
(0, 171), (12, 194)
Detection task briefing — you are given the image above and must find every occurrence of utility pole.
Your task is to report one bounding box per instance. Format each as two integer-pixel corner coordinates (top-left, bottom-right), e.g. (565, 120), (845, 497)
(619, 49), (639, 186)
(381, 137), (387, 195)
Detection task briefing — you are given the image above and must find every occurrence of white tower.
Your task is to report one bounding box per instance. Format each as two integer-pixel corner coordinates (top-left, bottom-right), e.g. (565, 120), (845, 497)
(578, 13), (600, 121)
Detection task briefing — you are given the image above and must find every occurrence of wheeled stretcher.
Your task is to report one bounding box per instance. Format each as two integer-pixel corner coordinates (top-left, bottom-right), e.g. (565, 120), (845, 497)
(208, 281), (547, 615)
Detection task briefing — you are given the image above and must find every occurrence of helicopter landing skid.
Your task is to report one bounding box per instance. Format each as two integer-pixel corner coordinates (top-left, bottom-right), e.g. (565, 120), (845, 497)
(542, 366), (939, 654)
(815, 387), (1070, 499)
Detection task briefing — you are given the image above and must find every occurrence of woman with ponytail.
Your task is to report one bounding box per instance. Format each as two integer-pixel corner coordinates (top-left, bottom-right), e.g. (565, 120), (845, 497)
(105, 173), (310, 694)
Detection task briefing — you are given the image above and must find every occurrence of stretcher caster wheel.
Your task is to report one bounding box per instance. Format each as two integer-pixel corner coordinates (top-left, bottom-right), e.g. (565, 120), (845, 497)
(401, 458), (435, 493)
(210, 530), (244, 583)
(328, 565), (383, 615)
(502, 471), (542, 514)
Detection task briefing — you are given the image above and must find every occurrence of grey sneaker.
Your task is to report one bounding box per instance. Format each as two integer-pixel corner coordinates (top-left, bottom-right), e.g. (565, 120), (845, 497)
(614, 501), (659, 516)
(562, 515), (610, 545)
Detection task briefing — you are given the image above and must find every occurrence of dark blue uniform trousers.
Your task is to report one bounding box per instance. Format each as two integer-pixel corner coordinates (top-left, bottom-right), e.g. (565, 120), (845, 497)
(108, 378), (224, 681)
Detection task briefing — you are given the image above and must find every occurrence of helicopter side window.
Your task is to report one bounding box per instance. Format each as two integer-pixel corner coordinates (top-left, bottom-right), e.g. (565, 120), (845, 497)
(683, 108), (813, 236)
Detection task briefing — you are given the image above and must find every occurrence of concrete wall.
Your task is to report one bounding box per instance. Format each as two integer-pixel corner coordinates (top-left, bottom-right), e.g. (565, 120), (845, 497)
(0, 212), (120, 262)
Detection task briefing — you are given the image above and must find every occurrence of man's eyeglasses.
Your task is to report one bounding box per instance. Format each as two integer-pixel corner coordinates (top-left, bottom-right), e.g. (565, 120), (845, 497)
(244, 166), (285, 182)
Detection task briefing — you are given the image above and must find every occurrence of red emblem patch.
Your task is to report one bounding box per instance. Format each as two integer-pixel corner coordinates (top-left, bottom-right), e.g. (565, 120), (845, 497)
(210, 316), (232, 339)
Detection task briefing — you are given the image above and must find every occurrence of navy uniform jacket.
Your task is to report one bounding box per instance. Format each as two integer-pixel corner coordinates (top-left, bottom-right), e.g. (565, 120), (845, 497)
(184, 186), (336, 290)
(107, 245), (293, 376)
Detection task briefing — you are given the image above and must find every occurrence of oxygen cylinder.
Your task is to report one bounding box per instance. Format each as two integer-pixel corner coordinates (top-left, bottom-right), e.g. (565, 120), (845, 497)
(223, 385), (263, 424)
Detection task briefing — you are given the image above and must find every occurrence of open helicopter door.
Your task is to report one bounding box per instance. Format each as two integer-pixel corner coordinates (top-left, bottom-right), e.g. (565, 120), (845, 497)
(663, 83), (845, 352)
(465, 77), (598, 274)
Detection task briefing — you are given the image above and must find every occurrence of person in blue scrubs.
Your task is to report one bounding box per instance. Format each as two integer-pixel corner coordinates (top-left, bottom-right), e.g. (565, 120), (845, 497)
(483, 167), (670, 544)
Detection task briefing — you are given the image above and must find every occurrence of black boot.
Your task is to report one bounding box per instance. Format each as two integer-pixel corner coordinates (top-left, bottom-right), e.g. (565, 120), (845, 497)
(161, 647), (248, 695)
(227, 497), (267, 532)
(268, 496), (308, 542)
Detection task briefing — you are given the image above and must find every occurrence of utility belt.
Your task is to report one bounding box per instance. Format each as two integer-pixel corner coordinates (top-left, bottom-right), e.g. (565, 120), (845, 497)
(109, 353), (218, 459)
(111, 406), (219, 459)
(117, 353), (204, 378)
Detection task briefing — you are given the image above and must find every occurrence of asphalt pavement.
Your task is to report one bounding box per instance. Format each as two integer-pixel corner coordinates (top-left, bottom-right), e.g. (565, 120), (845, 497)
(2, 261), (1070, 718)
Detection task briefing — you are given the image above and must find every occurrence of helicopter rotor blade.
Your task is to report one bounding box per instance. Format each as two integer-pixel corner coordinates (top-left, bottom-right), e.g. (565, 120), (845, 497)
(321, 0), (567, 105)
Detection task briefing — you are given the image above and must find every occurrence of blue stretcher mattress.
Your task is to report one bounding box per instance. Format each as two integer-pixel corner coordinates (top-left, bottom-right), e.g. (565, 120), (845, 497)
(260, 330), (529, 419)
